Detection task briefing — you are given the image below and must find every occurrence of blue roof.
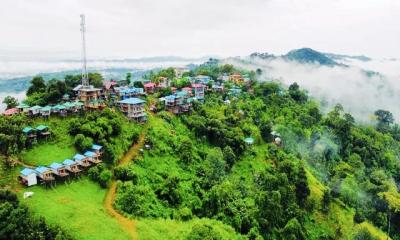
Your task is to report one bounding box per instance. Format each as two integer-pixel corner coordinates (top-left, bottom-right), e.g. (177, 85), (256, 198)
(74, 154), (86, 161)
(63, 159), (75, 166)
(20, 168), (36, 176)
(92, 144), (102, 150)
(84, 151), (96, 157)
(35, 166), (50, 174)
(118, 97), (145, 105)
(49, 162), (63, 170)
(165, 95), (176, 100)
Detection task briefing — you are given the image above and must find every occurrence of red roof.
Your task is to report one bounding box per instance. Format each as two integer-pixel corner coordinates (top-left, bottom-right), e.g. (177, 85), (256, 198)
(144, 82), (156, 88)
(3, 108), (18, 116)
(192, 83), (203, 88)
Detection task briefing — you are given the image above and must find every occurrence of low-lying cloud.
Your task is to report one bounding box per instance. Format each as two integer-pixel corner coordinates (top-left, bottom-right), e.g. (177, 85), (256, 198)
(225, 57), (400, 123)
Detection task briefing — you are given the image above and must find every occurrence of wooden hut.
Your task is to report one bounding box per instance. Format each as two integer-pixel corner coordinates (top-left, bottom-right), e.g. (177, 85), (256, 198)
(63, 159), (81, 174)
(36, 125), (51, 139)
(19, 168), (37, 186)
(84, 151), (102, 164)
(16, 103), (29, 114)
(73, 154), (91, 167)
(49, 162), (69, 178)
(28, 105), (42, 116)
(91, 144), (103, 157)
(40, 106), (52, 117)
(23, 127), (37, 142)
(35, 166), (55, 182)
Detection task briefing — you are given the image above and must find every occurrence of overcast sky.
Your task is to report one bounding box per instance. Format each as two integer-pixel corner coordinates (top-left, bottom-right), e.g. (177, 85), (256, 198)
(0, 0), (399, 60)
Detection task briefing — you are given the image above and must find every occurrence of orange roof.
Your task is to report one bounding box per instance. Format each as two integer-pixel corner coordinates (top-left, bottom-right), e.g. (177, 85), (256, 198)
(144, 82), (156, 87)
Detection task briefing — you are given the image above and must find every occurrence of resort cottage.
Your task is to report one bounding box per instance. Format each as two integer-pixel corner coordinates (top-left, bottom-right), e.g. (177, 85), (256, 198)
(84, 151), (102, 164)
(35, 166), (55, 182)
(28, 105), (42, 116)
(20, 168), (37, 186)
(36, 125), (51, 139)
(40, 106), (52, 117)
(63, 159), (81, 174)
(74, 153), (91, 167)
(49, 162), (69, 178)
(118, 98), (147, 122)
(91, 144), (103, 157)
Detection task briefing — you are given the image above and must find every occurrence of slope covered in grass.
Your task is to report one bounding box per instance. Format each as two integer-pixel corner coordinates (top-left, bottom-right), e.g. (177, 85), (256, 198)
(21, 177), (130, 240)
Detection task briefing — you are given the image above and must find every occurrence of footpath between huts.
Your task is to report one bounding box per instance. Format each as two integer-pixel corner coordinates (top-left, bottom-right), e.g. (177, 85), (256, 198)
(103, 128), (147, 240)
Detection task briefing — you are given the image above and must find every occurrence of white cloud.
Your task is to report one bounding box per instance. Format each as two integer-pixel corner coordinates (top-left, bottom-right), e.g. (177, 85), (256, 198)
(0, 0), (399, 60)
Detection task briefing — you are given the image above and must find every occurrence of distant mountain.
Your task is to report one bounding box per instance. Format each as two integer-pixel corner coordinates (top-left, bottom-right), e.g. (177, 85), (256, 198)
(283, 48), (339, 66)
(324, 53), (371, 62)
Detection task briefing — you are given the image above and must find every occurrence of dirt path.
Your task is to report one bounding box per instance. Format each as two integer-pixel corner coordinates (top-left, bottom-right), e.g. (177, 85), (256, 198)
(103, 130), (147, 240)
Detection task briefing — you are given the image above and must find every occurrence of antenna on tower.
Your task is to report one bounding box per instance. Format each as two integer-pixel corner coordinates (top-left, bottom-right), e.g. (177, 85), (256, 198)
(80, 14), (89, 88)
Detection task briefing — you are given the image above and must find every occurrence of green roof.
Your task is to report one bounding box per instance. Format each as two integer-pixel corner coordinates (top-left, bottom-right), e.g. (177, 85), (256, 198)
(52, 104), (66, 110)
(36, 125), (48, 131)
(63, 102), (75, 108)
(17, 104), (29, 108)
(41, 106), (52, 111)
(29, 105), (42, 111)
(22, 127), (35, 133)
(74, 102), (84, 106)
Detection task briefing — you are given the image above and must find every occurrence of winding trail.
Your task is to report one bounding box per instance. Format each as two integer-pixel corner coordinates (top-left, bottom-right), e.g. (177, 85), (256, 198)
(103, 129), (147, 240)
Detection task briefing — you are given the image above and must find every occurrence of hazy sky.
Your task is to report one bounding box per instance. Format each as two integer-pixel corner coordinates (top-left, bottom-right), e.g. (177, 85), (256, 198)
(0, 0), (399, 60)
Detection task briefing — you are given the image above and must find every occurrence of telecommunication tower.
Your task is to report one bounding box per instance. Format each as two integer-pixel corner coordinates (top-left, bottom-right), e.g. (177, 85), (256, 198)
(80, 14), (89, 88)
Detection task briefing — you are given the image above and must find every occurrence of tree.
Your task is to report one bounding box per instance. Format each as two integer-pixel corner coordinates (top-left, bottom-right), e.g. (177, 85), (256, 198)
(223, 146), (236, 167)
(126, 72), (132, 85)
(88, 73), (104, 88)
(281, 218), (306, 240)
(74, 134), (93, 152)
(27, 76), (46, 96)
(288, 82), (308, 103)
(133, 81), (144, 88)
(374, 109), (394, 133)
(186, 223), (222, 240)
(2, 96), (18, 109)
(321, 189), (332, 213)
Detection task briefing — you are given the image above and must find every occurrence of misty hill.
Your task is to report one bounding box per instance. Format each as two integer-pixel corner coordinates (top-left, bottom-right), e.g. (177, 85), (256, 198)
(283, 48), (339, 66)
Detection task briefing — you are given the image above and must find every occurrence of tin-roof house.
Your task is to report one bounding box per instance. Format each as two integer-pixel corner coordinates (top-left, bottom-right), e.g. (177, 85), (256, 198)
(118, 98), (147, 122)
(36, 125), (51, 138)
(49, 162), (69, 177)
(192, 83), (205, 101)
(23, 127), (37, 141)
(84, 151), (102, 164)
(28, 105), (42, 116)
(35, 166), (55, 182)
(20, 168), (37, 186)
(16, 103), (30, 113)
(92, 144), (103, 157)
(40, 106), (52, 117)
(63, 159), (81, 174)
(74, 153), (91, 167)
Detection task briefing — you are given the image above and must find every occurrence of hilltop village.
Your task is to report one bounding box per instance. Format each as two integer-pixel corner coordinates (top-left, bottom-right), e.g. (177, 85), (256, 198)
(7, 61), (258, 187)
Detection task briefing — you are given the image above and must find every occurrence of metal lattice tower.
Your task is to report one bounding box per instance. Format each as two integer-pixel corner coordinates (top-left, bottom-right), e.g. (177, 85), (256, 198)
(80, 14), (89, 88)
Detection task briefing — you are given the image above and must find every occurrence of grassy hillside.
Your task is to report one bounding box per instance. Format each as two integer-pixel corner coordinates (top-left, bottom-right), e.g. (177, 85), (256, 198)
(20, 177), (131, 240)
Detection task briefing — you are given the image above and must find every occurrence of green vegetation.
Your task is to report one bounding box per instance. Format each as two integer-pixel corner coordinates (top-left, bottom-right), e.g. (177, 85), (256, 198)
(2, 63), (400, 239)
(21, 144), (76, 166)
(20, 177), (130, 240)
(1, 189), (71, 240)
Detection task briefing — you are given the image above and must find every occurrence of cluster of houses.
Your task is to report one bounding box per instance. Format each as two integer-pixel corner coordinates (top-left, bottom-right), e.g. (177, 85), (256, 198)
(19, 144), (103, 186)
(2, 70), (247, 123)
(3, 102), (84, 117)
